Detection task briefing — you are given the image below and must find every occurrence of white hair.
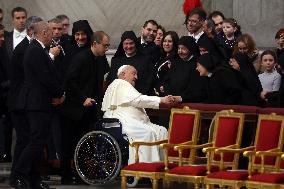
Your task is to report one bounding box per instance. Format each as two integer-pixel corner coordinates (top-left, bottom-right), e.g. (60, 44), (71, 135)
(117, 65), (130, 77)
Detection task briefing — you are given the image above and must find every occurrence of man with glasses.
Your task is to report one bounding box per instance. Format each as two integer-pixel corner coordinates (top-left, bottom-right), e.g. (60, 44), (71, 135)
(185, 7), (207, 43)
(59, 31), (110, 185)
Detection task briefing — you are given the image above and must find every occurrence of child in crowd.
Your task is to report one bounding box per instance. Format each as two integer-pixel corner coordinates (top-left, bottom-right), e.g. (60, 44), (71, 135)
(259, 50), (282, 107)
(217, 18), (241, 58)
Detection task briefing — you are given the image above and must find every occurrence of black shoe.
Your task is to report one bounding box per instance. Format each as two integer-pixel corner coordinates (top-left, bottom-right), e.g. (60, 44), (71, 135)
(61, 177), (77, 185)
(9, 177), (17, 187)
(15, 179), (29, 189)
(30, 181), (55, 189)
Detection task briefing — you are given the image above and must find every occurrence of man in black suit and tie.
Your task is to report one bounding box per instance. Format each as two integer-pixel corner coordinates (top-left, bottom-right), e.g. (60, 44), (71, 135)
(5, 7), (27, 60)
(60, 31), (110, 184)
(7, 16), (43, 187)
(13, 21), (64, 189)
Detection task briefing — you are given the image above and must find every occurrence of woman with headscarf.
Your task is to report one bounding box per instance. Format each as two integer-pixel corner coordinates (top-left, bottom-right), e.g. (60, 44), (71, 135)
(63, 20), (95, 76)
(107, 31), (153, 94)
(162, 36), (206, 102)
(196, 53), (242, 104)
(229, 53), (263, 106)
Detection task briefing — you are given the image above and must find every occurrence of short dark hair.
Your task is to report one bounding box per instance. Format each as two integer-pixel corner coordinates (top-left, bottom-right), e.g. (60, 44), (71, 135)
(91, 31), (109, 44)
(0, 8), (3, 14)
(184, 7), (207, 25)
(0, 24), (4, 30)
(205, 19), (216, 35)
(208, 10), (225, 20)
(11, 7), (27, 18)
(56, 14), (69, 21)
(157, 25), (166, 34)
(143, 19), (158, 28)
(261, 50), (277, 63)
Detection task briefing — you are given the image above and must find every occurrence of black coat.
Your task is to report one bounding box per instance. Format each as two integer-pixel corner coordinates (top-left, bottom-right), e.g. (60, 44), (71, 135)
(60, 48), (109, 120)
(4, 31), (13, 60)
(23, 40), (63, 111)
(7, 37), (29, 111)
(0, 46), (9, 114)
(137, 37), (161, 68)
(205, 66), (242, 105)
(108, 53), (153, 94)
(163, 57), (207, 102)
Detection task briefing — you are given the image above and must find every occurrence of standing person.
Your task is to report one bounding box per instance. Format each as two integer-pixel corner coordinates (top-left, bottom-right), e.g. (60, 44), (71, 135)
(5, 7), (27, 59)
(259, 50), (282, 107)
(13, 21), (64, 189)
(6, 16), (43, 187)
(63, 20), (93, 73)
(56, 14), (70, 37)
(162, 36), (206, 102)
(0, 23), (9, 162)
(138, 19), (161, 67)
(185, 7), (207, 43)
(102, 65), (174, 164)
(196, 54), (242, 104)
(59, 31), (110, 184)
(108, 31), (153, 94)
(232, 33), (261, 73)
(154, 31), (179, 96)
(154, 25), (165, 47)
(208, 10), (225, 34)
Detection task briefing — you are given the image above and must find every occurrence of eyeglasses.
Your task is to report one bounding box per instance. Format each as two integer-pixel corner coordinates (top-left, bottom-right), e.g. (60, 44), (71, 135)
(99, 43), (110, 48)
(187, 19), (200, 25)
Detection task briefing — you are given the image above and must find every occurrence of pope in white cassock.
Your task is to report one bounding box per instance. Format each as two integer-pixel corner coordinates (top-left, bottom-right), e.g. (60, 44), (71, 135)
(102, 65), (173, 164)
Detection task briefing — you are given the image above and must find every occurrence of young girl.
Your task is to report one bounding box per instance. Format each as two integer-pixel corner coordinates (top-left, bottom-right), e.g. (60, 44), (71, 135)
(258, 50), (282, 106)
(217, 18), (241, 58)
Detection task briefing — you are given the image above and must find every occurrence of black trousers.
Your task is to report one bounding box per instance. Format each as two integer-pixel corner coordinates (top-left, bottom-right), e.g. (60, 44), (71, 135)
(14, 111), (52, 183)
(60, 108), (97, 179)
(10, 111), (30, 180)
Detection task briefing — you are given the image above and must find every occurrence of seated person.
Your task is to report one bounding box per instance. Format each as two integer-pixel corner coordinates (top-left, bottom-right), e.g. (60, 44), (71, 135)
(102, 65), (175, 164)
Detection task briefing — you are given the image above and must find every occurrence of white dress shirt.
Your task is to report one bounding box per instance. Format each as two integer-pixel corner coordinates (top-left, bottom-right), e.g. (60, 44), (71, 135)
(13, 28), (27, 49)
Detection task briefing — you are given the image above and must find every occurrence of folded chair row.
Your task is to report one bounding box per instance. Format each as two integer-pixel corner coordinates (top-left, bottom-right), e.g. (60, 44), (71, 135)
(120, 106), (284, 189)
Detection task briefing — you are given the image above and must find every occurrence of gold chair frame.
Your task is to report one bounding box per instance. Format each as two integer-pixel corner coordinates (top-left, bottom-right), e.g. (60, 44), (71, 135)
(165, 110), (245, 189)
(204, 113), (284, 189)
(120, 107), (200, 189)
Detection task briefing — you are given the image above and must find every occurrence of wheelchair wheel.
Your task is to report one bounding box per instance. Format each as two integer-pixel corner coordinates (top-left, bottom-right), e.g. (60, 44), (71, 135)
(74, 131), (122, 185)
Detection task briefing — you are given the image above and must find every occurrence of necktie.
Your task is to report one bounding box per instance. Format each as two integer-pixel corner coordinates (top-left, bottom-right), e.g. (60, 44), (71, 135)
(14, 30), (26, 38)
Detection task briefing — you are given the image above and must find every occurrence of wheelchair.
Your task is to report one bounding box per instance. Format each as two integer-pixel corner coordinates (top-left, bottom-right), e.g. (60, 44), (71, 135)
(74, 118), (129, 185)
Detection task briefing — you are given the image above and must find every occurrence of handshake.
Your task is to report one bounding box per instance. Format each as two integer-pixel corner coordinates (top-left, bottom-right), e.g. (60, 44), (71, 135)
(160, 95), (182, 108)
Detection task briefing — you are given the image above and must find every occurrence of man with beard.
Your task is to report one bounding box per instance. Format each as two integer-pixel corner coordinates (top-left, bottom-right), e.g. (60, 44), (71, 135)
(138, 20), (161, 68)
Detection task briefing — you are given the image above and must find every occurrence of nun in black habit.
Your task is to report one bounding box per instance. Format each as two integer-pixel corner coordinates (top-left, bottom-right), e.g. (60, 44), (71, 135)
(197, 54), (242, 105)
(107, 31), (153, 94)
(229, 53), (263, 106)
(162, 36), (207, 102)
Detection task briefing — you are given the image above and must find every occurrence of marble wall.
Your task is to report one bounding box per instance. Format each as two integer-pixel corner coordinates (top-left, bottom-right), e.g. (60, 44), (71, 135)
(0, 0), (283, 48)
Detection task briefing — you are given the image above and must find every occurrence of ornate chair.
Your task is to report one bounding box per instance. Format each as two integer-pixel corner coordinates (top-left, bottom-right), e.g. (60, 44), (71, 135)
(204, 113), (284, 189)
(245, 152), (284, 189)
(164, 110), (245, 189)
(120, 107), (200, 189)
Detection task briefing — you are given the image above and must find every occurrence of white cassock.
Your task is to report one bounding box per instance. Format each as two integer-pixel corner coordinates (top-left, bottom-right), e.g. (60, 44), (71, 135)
(102, 79), (168, 164)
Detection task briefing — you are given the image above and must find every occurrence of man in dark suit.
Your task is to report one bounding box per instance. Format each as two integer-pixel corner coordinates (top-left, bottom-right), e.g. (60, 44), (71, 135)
(5, 7), (27, 60)
(60, 31), (110, 184)
(138, 20), (161, 68)
(13, 21), (64, 189)
(7, 16), (43, 187)
(1, 7), (27, 164)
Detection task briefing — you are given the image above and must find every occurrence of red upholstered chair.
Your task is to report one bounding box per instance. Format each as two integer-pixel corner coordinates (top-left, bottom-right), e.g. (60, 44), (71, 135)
(245, 152), (284, 189)
(204, 113), (284, 189)
(120, 107), (200, 189)
(164, 110), (245, 189)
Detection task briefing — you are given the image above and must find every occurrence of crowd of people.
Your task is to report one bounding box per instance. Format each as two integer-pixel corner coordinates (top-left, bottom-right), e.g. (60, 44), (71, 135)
(0, 4), (284, 189)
